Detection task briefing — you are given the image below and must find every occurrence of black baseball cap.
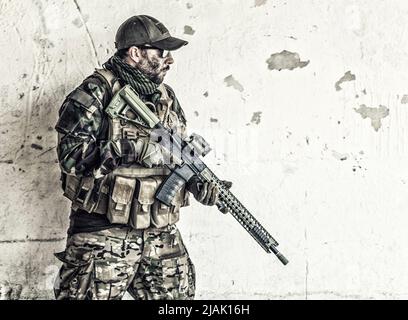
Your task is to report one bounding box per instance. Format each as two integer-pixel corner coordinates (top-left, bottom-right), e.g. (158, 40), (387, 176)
(115, 15), (188, 51)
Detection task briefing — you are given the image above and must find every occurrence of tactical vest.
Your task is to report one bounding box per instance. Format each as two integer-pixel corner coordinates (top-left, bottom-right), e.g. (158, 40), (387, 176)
(63, 68), (189, 230)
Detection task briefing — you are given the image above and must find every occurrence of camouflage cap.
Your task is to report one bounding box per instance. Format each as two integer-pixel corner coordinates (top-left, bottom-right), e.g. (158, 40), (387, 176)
(115, 15), (188, 51)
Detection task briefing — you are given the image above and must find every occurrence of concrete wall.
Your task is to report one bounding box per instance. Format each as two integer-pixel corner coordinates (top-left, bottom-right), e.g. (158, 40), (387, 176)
(1, 0), (408, 299)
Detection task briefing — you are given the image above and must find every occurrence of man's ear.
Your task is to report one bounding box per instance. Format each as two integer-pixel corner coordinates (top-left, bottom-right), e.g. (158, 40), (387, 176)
(127, 46), (142, 64)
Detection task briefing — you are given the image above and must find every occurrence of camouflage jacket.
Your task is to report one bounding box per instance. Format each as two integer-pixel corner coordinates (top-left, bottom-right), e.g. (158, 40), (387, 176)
(55, 71), (187, 181)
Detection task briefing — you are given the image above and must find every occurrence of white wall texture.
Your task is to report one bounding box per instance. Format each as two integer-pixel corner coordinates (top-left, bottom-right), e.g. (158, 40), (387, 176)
(1, 0), (408, 300)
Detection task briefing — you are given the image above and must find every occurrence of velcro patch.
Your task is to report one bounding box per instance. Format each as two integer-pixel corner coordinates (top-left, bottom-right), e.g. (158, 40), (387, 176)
(69, 88), (96, 110)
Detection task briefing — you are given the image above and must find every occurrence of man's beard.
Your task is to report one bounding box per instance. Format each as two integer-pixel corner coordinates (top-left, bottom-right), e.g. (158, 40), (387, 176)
(136, 52), (167, 84)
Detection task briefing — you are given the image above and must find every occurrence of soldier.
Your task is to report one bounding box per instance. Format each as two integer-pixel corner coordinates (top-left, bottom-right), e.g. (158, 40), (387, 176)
(54, 15), (222, 300)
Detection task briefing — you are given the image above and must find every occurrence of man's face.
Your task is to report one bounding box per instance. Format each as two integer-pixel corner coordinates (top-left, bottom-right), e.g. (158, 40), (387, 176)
(135, 48), (174, 84)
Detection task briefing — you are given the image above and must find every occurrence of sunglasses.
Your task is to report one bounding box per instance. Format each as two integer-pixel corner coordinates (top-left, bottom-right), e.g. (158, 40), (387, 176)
(139, 45), (171, 58)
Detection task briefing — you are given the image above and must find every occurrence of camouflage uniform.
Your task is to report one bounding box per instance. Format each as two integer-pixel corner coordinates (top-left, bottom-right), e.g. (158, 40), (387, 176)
(54, 225), (195, 300)
(54, 62), (196, 300)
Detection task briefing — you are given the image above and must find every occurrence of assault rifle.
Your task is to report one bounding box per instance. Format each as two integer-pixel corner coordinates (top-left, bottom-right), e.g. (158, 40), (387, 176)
(106, 85), (289, 265)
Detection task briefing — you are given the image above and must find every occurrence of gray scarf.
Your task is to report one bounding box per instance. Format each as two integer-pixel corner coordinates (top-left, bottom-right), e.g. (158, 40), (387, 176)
(106, 55), (161, 98)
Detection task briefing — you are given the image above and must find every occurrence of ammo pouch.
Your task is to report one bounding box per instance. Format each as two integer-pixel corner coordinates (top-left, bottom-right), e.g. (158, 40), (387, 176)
(107, 176), (137, 224)
(129, 176), (184, 229)
(129, 177), (159, 229)
(62, 168), (190, 229)
(63, 174), (104, 214)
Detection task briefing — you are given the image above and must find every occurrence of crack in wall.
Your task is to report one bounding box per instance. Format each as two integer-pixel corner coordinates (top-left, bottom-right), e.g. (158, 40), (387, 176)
(73, 0), (101, 67)
(0, 237), (65, 244)
(38, 146), (56, 157)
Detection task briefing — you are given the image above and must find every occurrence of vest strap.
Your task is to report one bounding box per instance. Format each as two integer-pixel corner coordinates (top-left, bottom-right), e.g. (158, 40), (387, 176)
(94, 68), (122, 102)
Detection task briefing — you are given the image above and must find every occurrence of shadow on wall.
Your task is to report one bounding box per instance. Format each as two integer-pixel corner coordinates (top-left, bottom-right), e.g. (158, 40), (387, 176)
(0, 74), (74, 299)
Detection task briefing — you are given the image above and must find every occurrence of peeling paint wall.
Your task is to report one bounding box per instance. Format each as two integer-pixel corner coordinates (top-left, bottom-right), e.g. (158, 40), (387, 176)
(1, 0), (408, 300)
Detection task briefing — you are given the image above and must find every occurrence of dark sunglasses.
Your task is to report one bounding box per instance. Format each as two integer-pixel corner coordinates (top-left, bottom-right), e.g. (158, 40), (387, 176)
(139, 45), (171, 58)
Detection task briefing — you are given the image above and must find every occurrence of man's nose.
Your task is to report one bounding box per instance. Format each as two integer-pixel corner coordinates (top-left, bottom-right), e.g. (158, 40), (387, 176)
(165, 52), (174, 65)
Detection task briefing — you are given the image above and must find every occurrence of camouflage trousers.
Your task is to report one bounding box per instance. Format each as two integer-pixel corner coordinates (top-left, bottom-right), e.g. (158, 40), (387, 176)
(54, 224), (196, 300)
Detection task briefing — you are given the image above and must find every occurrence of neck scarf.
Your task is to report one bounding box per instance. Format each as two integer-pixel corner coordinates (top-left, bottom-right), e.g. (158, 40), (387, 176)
(103, 55), (186, 123)
(104, 55), (161, 100)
